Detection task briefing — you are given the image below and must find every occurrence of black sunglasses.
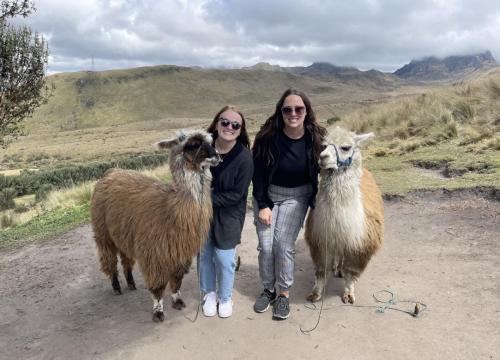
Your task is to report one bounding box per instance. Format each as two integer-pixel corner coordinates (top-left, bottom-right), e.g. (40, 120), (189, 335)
(219, 117), (242, 130)
(281, 106), (306, 116)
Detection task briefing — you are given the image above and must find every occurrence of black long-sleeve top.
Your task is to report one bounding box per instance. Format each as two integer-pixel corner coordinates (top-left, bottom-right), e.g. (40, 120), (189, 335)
(252, 130), (320, 210)
(210, 141), (254, 249)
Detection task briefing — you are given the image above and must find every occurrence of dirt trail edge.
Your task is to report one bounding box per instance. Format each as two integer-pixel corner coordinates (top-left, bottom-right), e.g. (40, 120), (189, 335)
(1, 191), (499, 360)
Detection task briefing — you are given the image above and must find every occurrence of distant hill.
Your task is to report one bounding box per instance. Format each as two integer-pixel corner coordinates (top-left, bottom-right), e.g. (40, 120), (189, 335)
(27, 52), (497, 132)
(242, 62), (284, 72)
(243, 61), (399, 86)
(394, 51), (498, 81)
(286, 62), (398, 87)
(29, 64), (400, 131)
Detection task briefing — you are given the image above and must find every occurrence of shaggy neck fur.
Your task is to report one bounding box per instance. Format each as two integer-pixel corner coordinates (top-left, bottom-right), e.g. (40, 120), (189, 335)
(170, 154), (212, 204)
(318, 164), (366, 251)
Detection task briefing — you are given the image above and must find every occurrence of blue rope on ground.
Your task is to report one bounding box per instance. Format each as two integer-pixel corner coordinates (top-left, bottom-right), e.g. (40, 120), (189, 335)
(372, 289), (427, 317)
(300, 289), (428, 335)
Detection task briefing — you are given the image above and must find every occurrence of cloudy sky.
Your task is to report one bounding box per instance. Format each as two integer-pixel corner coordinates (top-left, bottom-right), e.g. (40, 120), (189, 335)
(14, 0), (500, 74)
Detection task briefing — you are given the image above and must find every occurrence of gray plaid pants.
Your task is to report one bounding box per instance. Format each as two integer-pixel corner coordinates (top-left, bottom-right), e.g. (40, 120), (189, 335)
(253, 183), (312, 293)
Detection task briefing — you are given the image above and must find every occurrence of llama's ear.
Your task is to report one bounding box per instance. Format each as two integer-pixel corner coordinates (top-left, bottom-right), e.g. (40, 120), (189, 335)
(154, 137), (179, 150)
(353, 132), (375, 147)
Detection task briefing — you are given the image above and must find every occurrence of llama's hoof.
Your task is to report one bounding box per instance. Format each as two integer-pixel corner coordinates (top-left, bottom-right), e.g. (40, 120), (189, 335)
(127, 282), (137, 290)
(152, 311), (165, 322)
(112, 273), (122, 294)
(334, 270), (344, 278)
(342, 293), (355, 304)
(172, 298), (186, 310)
(307, 291), (321, 303)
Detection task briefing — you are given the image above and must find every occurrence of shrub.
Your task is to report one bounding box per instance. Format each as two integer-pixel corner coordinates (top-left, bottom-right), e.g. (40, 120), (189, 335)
(326, 115), (341, 126)
(14, 204), (30, 213)
(0, 212), (16, 228)
(0, 188), (17, 210)
(401, 141), (421, 153)
(4, 152), (169, 197)
(488, 80), (500, 99)
(459, 127), (494, 145)
(35, 184), (53, 202)
(485, 137), (500, 151)
(444, 122), (458, 138)
(394, 125), (409, 140)
(453, 101), (476, 123)
(373, 148), (387, 157)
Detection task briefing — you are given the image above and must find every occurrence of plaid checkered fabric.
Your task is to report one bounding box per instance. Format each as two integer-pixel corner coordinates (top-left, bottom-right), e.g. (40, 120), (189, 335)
(253, 184), (312, 293)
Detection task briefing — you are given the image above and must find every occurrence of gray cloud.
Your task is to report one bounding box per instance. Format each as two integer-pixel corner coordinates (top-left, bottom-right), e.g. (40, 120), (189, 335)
(13, 0), (500, 73)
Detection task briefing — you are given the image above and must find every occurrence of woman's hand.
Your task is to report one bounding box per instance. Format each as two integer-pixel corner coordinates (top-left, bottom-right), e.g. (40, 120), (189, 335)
(258, 207), (272, 226)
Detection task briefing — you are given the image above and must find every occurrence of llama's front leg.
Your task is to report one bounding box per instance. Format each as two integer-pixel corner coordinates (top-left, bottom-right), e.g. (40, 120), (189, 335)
(306, 238), (331, 302)
(341, 272), (357, 304)
(169, 261), (190, 310)
(307, 268), (329, 302)
(169, 275), (186, 310)
(150, 285), (167, 322)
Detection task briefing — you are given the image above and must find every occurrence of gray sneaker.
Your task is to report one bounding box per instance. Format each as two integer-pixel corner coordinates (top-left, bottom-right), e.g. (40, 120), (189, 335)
(253, 289), (277, 313)
(272, 295), (290, 320)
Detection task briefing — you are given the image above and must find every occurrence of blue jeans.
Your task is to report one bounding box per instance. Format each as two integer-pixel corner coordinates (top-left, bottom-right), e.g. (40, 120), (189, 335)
(197, 233), (236, 302)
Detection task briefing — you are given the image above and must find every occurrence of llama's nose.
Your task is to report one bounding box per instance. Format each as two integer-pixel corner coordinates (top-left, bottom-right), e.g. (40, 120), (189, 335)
(320, 152), (328, 160)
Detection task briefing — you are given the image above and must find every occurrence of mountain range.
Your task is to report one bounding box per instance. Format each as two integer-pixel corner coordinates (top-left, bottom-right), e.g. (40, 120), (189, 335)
(244, 51), (497, 82)
(27, 51), (498, 131)
(394, 51), (497, 81)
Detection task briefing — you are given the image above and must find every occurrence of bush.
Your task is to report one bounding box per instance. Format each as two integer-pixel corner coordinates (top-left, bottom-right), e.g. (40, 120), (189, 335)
(35, 184), (53, 202)
(401, 141), (421, 153)
(444, 122), (458, 138)
(0, 212), (16, 228)
(453, 101), (476, 123)
(14, 204), (30, 213)
(0, 188), (17, 210)
(485, 137), (500, 151)
(3, 152), (169, 197)
(394, 125), (409, 140)
(326, 115), (341, 126)
(488, 80), (500, 99)
(373, 148), (387, 157)
(459, 127), (494, 146)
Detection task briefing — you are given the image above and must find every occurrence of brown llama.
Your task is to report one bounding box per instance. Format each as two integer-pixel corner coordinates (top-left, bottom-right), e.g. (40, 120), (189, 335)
(91, 129), (220, 322)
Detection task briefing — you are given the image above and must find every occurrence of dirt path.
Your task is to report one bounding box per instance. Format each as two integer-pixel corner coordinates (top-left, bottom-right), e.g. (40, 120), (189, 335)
(1, 191), (499, 360)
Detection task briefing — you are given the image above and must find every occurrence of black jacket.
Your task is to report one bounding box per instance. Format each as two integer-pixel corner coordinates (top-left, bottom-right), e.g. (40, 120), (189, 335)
(210, 141), (254, 250)
(252, 130), (319, 210)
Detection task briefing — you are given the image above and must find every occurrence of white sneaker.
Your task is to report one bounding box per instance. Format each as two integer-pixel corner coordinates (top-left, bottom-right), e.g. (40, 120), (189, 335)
(218, 298), (233, 318)
(202, 292), (217, 317)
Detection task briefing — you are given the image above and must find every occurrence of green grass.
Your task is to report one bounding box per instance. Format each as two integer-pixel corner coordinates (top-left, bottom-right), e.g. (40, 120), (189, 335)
(1, 66), (499, 250)
(0, 166), (172, 250)
(0, 203), (90, 250)
(365, 140), (500, 197)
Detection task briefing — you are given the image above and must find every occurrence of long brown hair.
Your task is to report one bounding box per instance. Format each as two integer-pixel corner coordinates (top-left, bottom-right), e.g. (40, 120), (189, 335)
(207, 105), (250, 149)
(252, 89), (326, 165)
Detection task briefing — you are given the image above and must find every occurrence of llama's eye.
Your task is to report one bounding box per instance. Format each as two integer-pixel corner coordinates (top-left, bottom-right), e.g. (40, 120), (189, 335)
(340, 146), (352, 152)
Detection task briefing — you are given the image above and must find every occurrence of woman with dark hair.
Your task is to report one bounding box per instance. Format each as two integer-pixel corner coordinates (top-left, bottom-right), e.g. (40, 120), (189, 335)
(252, 89), (327, 320)
(198, 106), (253, 318)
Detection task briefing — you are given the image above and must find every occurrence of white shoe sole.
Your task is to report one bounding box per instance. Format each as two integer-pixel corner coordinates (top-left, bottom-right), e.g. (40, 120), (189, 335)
(203, 309), (217, 317)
